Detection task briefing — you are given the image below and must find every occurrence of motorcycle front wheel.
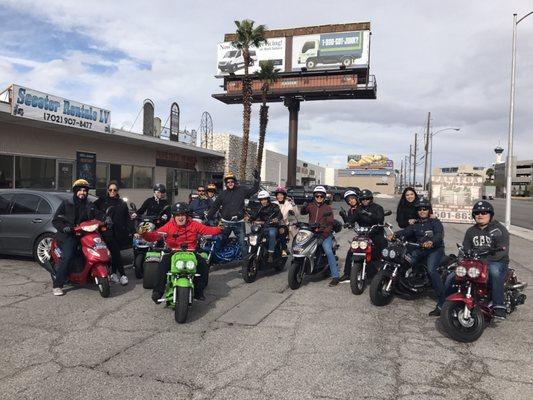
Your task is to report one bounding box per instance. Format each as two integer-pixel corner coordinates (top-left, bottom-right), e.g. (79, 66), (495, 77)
(97, 276), (110, 298)
(350, 261), (366, 295)
(133, 253), (144, 279)
(288, 259), (305, 290)
(369, 270), (395, 306)
(440, 301), (485, 343)
(242, 256), (259, 283)
(175, 286), (191, 324)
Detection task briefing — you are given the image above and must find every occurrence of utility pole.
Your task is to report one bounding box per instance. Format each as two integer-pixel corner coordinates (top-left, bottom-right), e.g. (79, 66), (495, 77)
(423, 112), (431, 190)
(400, 158), (404, 192)
(413, 133), (418, 187)
(408, 145), (413, 186)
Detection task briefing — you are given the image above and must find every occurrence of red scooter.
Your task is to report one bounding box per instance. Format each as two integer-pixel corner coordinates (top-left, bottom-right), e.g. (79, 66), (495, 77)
(440, 245), (527, 342)
(44, 219), (111, 298)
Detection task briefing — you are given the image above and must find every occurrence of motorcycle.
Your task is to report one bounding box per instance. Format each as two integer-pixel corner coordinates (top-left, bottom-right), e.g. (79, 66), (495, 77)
(242, 220), (288, 283)
(198, 217), (242, 266)
(288, 211), (341, 290)
(157, 243), (200, 324)
(130, 203), (169, 282)
(440, 245), (527, 342)
(369, 235), (456, 306)
(43, 219), (111, 298)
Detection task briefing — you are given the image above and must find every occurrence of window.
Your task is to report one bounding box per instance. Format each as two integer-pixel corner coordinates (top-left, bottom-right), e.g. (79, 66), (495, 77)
(302, 41), (315, 53)
(15, 156), (55, 189)
(12, 194), (41, 214)
(121, 165), (133, 188)
(37, 199), (52, 214)
(133, 166), (153, 189)
(96, 163), (109, 190)
(0, 155), (14, 188)
(0, 193), (13, 214)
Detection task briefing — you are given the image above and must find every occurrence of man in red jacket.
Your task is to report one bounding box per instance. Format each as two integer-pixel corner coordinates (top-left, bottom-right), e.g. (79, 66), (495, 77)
(142, 202), (222, 302)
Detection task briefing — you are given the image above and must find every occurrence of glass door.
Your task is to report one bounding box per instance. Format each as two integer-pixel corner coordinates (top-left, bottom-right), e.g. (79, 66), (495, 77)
(57, 161), (74, 191)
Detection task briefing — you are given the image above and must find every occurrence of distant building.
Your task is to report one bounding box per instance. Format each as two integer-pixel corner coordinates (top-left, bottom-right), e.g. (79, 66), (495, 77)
(432, 164), (487, 177)
(494, 157), (533, 196)
(337, 169), (396, 195)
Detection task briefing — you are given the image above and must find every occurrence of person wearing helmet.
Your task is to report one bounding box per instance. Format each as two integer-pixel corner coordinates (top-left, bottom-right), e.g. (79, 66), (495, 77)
(347, 189), (386, 273)
(250, 190), (283, 262)
(274, 186), (299, 255)
(459, 200), (509, 319)
(391, 198), (445, 316)
(142, 202), (222, 302)
(189, 185), (212, 216)
(301, 186), (340, 286)
(131, 183), (171, 225)
(206, 183), (218, 201)
(207, 169), (260, 258)
(51, 179), (104, 296)
(338, 189), (360, 281)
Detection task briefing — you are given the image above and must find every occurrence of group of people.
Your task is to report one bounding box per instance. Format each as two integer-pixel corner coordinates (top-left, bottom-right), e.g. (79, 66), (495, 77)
(50, 177), (511, 321)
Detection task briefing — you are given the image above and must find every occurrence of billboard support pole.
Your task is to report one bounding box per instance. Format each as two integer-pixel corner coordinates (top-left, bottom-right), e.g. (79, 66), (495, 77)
(408, 145), (413, 186)
(423, 112), (431, 191)
(413, 133), (418, 188)
(285, 97), (300, 186)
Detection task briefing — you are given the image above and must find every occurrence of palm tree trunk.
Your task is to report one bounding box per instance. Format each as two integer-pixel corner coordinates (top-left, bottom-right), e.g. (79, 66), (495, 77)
(256, 86), (269, 175)
(239, 49), (251, 180)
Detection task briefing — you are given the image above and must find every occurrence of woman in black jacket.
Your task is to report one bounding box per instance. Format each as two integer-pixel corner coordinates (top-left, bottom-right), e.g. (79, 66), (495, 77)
(94, 181), (131, 285)
(396, 187), (419, 228)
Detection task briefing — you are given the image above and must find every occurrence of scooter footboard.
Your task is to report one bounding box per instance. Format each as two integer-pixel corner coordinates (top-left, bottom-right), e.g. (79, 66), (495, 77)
(91, 263), (109, 278)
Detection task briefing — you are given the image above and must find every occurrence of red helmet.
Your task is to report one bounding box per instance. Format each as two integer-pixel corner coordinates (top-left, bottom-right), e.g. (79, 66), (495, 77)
(274, 186), (287, 196)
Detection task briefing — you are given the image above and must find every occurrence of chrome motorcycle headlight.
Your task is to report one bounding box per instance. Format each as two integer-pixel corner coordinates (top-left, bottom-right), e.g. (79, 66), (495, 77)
(248, 235), (258, 246)
(359, 241), (368, 250)
(186, 260), (196, 270)
(382, 248), (389, 257)
(389, 249), (396, 259)
(176, 260), (185, 270)
(455, 266), (467, 277)
(295, 231), (312, 244)
(467, 267), (480, 278)
(351, 241), (359, 250)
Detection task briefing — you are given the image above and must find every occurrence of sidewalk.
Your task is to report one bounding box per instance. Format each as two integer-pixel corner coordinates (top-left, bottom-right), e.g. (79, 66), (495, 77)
(510, 225), (533, 242)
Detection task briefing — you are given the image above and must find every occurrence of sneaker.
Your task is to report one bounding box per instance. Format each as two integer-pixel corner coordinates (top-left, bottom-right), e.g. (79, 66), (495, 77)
(428, 306), (441, 317)
(52, 288), (65, 296)
(494, 308), (507, 320)
(328, 278), (340, 287)
(339, 274), (350, 282)
(109, 273), (120, 284)
(119, 275), (128, 286)
(151, 291), (164, 304)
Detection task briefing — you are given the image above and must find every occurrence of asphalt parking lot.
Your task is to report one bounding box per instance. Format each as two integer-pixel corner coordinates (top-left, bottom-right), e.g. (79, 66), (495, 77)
(1, 200), (532, 400)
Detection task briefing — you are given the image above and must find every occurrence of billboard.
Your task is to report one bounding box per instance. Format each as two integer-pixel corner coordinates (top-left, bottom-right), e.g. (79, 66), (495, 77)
(76, 151), (97, 189)
(431, 175), (484, 223)
(216, 38), (286, 76)
(292, 30), (370, 71)
(347, 154), (393, 169)
(10, 85), (111, 133)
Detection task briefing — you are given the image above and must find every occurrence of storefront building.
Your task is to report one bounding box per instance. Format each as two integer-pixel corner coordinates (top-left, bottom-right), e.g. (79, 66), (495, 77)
(0, 85), (224, 205)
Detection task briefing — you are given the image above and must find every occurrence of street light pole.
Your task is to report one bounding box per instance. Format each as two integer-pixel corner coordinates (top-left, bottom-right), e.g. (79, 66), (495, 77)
(428, 127), (460, 198)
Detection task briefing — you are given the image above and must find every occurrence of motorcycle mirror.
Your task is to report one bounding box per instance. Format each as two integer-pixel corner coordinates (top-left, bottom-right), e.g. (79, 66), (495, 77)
(129, 202), (137, 211)
(384, 210), (392, 216)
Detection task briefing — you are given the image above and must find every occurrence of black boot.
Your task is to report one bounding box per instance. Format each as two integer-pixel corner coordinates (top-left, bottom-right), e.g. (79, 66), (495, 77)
(494, 307), (507, 320)
(152, 291), (164, 304)
(194, 290), (206, 301)
(428, 306), (441, 317)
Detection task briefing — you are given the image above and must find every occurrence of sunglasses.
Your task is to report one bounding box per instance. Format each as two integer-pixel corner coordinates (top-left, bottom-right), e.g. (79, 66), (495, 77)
(108, 188), (118, 192)
(418, 207), (429, 211)
(198, 190), (205, 193)
(226, 180), (235, 184)
(314, 194), (325, 198)
(474, 211), (490, 216)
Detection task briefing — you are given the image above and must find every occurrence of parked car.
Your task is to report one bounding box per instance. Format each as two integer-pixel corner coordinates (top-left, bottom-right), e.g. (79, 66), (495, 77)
(0, 189), (96, 266)
(320, 185), (347, 202)
(286, 186), (313, 205)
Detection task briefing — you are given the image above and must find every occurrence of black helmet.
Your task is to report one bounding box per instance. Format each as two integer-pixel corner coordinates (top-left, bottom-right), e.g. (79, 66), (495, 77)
(472, 200), (494, 219)
(172, 202), (190, 215)
(153, 183), (166, 193)
(359, 189), (373, 201)
(415, 198), (432, 212)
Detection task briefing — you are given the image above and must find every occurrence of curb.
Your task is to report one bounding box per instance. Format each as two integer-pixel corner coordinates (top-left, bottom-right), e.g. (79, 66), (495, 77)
(510, 225), (533, 242)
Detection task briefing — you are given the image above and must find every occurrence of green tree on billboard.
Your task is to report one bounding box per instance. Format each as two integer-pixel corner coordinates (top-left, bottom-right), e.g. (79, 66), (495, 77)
(232, 19), (266, 180)
(255, 60), (279, 174)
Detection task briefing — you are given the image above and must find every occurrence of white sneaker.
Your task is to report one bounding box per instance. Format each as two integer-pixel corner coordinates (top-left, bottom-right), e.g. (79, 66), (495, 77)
(109, 273), (120, 284)
(119, 275), (128, 286)
(52, 288), (65, 296)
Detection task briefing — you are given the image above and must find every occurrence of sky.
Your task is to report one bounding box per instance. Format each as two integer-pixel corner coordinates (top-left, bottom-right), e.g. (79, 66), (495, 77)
(1, 0), (532, 182)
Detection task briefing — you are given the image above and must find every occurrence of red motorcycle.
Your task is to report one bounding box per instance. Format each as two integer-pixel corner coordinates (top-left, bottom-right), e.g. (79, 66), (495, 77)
(44, 220), (111, 298)
(440, 246), (527, 342)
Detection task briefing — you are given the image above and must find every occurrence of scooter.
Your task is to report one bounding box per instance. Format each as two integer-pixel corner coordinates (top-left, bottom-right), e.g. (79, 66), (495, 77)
(43, 219), (111, 298)
(440, 245), (527, 342)
(242, 220), (288, 283)
(198, 217), (242, 266)
(369, 235), (456, 306)
(288, 211), (340, 290)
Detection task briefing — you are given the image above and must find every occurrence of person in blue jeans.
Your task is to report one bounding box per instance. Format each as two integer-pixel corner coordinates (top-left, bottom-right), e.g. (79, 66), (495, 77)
(301, 186), (339, 286)
(446, 200), (510, 319)
(251, 190), (283, 262)
(390, 198), (445, 316)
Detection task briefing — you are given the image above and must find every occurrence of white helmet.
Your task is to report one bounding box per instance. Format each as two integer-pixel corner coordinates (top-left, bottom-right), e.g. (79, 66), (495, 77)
(257, 190), (270, 200)
(313, 186), (327, 195)
(344, 190), (357, 200)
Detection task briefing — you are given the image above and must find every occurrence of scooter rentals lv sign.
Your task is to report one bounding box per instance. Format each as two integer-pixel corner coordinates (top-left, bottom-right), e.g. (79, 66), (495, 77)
(10, 84), (111, 133)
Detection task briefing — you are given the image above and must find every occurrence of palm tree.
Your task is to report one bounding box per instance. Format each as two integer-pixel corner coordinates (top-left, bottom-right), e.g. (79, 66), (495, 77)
(255, 60), (279, 175)
(231, 19), (266, 180)
(486, 167), (495, 182)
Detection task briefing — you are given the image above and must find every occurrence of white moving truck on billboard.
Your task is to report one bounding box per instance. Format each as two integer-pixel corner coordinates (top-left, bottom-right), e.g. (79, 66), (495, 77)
(216, 38), (285, 76)
(292, 30), (370, 71)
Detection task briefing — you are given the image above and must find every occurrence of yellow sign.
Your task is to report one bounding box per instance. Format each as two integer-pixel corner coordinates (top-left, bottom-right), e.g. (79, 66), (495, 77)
(347, 154), (392, 169)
